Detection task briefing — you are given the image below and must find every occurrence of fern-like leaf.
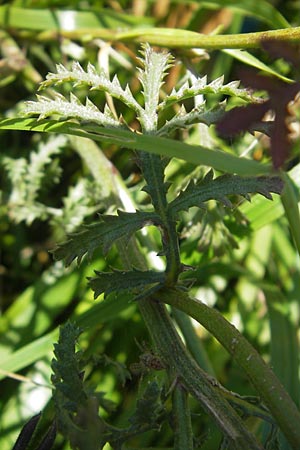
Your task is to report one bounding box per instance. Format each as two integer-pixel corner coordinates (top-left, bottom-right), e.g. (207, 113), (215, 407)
(51, 322), (86, 408)
(2, 135), (65, 224)
(24, 92), (122, 128)
(52, 210), (162, 266)
(89, 268), (165, 299)
(51, 322), (107, 449)
(169, 171), (284, 217)
(39, 61), (142, 114)
(159, 76), (258, 111)
(137, 43), (173, 132)
(158, 102), (226, 136)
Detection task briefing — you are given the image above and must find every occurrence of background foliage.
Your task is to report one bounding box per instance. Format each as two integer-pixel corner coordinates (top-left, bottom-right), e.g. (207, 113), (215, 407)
(0, 1), (300, 449)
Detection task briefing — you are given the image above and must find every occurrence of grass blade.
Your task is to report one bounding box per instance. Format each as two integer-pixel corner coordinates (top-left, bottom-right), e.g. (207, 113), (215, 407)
(0, 118), (272, 176)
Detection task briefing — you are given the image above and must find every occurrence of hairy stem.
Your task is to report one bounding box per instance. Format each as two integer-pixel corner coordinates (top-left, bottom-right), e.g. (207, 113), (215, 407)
(116, 26), (300, 49)
(158, 288), (300, 450)
(171, 308), (215, 376)
(24, 27), (300, 50)
(138, 299), (263, 450)
(105, 167), (262, 446)
(29, 27), (300, 50)
(172, 383), (193, 450)
(138, 151), (181, 284)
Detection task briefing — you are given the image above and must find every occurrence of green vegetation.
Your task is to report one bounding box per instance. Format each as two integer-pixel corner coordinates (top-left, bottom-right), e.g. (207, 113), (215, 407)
(1, 2), (300, 449)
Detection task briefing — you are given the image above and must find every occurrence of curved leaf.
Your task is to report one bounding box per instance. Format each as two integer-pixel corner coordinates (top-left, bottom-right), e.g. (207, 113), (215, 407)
(169, 172), (283, 216)
(53, 210), (162, 266)
(0, 118), (273, 176)
(187, 0), (290, 29)
(89, 269), (165, 299)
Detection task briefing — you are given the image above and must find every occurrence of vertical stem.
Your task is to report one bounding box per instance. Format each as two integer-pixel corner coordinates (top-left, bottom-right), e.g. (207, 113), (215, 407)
(172, 383), (194, 450)
(138, 151), (181, 283)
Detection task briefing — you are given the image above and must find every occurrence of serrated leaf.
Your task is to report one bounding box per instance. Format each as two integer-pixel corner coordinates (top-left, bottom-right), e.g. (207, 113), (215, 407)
(51, 322), (86, 406)
(89, 268), (165, 299)
(159, 75), (257, 111)
(169, 173), (284, 216)
(24, 92), (121, 128)
(158, 102), (226, 136)
(52, 210), (162, 266)
(129, 381), (164, 427)
(138, 43), (173, 132)
(39, 61), (142, 115)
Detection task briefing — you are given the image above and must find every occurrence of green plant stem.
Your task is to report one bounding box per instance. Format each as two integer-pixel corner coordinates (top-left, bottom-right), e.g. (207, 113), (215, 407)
(116, 26), (300, 49)
(158, 288), (300, 450)
(70, 137), (276, 443)
(171, 308), (215, 376)
(138, 298), (263, 450)
(20, 26), (300, 50)
(138, 151), (181, 284)
(172, 383), (193, 450)
(113, 207), (262, 446)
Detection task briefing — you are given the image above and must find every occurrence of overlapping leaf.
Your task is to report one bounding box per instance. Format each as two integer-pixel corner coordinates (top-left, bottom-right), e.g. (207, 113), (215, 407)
(168, 171), (284, 217)
(53, 210), (162, 266)
(89, 268), (165, 299)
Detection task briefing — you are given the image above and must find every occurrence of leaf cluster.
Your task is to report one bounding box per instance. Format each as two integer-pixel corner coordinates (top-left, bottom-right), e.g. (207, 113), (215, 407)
(51, 322), (168, 450)
(37, 45), (284, 298)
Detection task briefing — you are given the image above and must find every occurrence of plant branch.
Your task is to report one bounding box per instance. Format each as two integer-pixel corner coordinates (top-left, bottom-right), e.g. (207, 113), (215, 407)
(172, 383), (194, 450)
(26, 26), (300, 50)
(116, 26), (300, 49)
(158, 288), (300, 450)
(138, 299), (263, 450)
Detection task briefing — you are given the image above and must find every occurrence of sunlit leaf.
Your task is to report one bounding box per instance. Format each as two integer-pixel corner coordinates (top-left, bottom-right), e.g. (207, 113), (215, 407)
(169, 172), (283, 216)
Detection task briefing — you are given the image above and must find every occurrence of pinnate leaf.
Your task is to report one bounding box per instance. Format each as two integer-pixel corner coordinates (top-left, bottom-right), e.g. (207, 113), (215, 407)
(24, 92), (121, 127)
(89, 268), (165, 299)
(169, 171), (283, 216)
(138, 43), (173, 131)
(39, 61), (141, 114)
(158, 103), (226, 136)
(52, 210), (162, 266)
(159, 76), (256, 111)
